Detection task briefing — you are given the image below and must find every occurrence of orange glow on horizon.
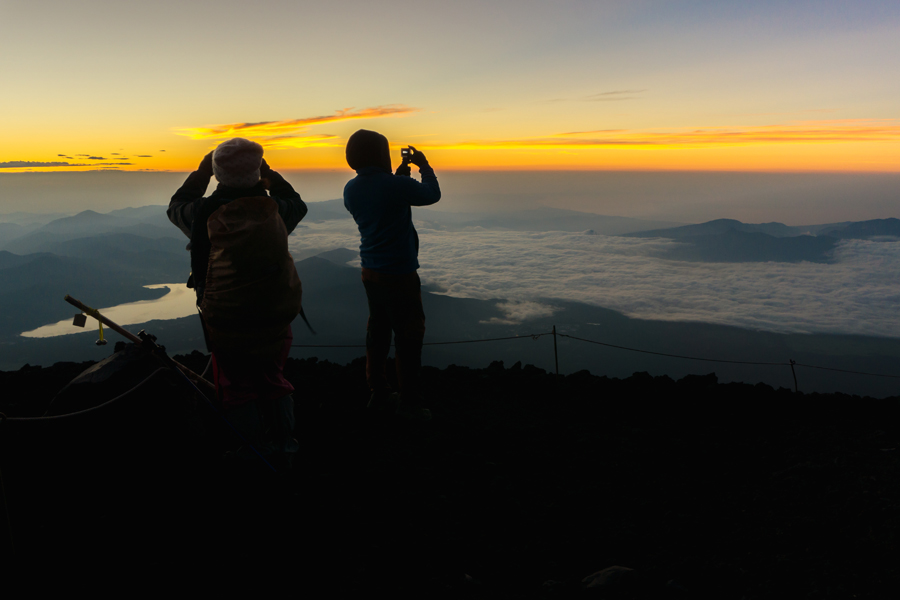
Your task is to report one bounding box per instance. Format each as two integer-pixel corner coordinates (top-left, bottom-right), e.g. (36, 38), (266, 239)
(3, 119), (900, 174)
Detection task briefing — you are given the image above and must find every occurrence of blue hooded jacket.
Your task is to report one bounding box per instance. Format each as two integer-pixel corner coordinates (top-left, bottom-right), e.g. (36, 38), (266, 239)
(343, 131), (441, 273)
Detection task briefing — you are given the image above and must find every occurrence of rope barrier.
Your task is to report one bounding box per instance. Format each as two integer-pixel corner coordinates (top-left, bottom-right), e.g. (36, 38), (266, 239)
(426, 333), (549, 346)
(3, 368), (169, 422)
(291, 329), (899, 380)
(791, 362), (900, 379)
(2, 362), (276, 470)
(555, 333), (788, 366)
(291, 333), (549, 349)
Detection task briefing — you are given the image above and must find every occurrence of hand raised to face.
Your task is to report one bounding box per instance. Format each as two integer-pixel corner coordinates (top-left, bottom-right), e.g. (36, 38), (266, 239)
(408, 146), (429, 167)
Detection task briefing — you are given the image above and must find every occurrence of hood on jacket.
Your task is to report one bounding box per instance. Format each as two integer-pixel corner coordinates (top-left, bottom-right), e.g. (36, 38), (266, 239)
(346, 129), (392, 172)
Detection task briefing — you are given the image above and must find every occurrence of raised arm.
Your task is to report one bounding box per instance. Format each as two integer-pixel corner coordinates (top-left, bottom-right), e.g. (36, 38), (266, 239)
(396, 148), (441, 207)
(168, 152), (214, 239)
(262, 160), (308, 235)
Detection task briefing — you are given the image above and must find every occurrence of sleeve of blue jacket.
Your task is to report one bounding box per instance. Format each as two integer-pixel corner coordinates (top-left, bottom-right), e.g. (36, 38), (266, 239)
(394, 164), (441, 206)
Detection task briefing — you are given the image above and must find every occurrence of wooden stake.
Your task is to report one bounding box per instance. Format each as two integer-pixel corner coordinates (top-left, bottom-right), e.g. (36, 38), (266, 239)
(790, 359), (798, 393)
(64, 295), (214, 392)
(552, 325), (559, 376)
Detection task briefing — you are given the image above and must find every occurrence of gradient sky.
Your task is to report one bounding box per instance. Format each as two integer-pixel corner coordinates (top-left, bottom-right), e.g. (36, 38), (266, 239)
(2, 0), (899, 172)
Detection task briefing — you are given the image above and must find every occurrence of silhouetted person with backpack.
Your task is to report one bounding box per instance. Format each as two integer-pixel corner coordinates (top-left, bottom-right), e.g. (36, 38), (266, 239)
(343, 129), (441, 420)
(168, 138), (307, 470)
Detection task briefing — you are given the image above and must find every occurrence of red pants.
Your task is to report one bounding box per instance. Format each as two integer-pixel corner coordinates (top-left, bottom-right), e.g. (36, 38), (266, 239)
(211, 327), (294, 407)
(361, 268), (426, 401)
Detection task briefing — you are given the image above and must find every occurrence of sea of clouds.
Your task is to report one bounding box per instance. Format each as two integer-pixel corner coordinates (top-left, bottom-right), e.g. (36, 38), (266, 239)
(289, 220), (900, 338)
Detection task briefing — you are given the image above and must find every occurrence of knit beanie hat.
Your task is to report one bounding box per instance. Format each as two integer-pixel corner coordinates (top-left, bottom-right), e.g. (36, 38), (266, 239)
(212, 138), (264, 188)
(346, 129), (391, 172)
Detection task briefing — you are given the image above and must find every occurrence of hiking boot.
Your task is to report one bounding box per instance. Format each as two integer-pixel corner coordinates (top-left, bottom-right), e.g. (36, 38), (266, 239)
(367, 390), (400, 413)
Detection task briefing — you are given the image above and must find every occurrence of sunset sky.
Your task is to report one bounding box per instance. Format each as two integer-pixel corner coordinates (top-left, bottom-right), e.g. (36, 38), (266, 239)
(2, 0), (899, 172)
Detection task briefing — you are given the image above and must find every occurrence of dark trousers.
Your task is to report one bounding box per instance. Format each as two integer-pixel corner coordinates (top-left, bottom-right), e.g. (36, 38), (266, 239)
(361, 268), (426, 402)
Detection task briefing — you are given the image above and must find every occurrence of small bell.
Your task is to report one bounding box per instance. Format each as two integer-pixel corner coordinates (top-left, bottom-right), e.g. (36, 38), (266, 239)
(95, 321), (107, 346)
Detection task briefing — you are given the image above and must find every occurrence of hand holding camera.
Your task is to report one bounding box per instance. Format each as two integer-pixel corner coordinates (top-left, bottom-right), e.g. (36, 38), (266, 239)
(400, 145), (429, 168)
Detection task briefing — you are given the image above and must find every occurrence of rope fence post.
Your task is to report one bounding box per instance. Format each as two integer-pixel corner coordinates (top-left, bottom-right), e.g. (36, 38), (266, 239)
(552, 325), (559, 376)
(292, 331), (900, 381)
(790, 359), (798, 393)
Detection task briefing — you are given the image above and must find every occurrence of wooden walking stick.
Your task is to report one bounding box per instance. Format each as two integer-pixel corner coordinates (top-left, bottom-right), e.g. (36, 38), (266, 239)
(64, 295), (214, 393)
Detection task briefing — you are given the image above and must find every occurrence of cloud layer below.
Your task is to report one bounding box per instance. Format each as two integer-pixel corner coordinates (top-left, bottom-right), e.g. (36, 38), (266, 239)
(289, 221), (900, 337)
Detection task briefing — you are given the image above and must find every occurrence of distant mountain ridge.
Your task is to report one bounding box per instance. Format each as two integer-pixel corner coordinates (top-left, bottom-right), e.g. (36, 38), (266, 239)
(0, 230), (189, 340)
(630, 217), (900, 241)
(304, 198), (682, 235)
(628, 217), (899, 263)
(819, 218), (900, 239)
(630, 218), (804, 239)
(0, 206), (175, 254)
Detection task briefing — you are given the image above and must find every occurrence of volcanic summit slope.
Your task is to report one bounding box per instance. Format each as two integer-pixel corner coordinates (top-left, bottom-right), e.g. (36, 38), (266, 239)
(1, 352), (899, 598)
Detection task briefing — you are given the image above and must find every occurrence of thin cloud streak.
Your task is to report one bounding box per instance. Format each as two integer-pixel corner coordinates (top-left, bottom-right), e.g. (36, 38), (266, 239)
(258, 134), (341, 150)
(584, 89), (646, 102)
(442, 119), (900, 150)
(0, 161), (87, 168)
(0, 160), (134, 170)
(544, 90), (647, 103)
(176, 105), (419, 141)
(586, 90), (646, 97)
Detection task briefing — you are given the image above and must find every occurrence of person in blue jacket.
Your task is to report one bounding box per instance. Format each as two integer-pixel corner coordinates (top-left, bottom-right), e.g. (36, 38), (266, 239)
(343, 129), (441, 419)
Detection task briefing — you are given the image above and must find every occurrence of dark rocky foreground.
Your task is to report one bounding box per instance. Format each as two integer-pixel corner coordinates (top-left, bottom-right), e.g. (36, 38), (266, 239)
(1, 351), (899, 597)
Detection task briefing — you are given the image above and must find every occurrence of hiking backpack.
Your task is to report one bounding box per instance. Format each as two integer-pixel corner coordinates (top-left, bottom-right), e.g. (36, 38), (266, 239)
(198, 196), (302, 359)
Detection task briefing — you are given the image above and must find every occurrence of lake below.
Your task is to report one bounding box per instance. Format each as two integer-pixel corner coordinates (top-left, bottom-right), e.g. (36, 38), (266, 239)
(21, 284), (197, 338)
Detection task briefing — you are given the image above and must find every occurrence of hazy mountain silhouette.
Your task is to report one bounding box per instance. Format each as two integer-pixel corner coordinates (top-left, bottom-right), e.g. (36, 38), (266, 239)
(0, 234), (189, 338)
(304, 198), (682, 234)
(313, 247), (359, 265)
(0, 249), (44, 270)
(49, 233), (187, 257)
(818, 217), (900, 239)
(1, 207), (176, 253)
(633, 217), (900, 241)
(0, 222), (27, 246)
(0, 211), (72, 227)
(421, 207), (683, 234)
(627, 217), (900, 263)
(304, 198), (353, 222)
(630, 218), (805, 239)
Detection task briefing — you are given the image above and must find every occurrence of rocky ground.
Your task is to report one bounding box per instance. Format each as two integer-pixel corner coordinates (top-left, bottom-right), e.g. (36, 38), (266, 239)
(1, 350), (899, 597)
